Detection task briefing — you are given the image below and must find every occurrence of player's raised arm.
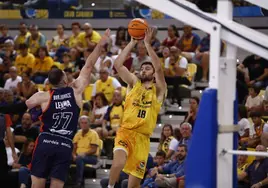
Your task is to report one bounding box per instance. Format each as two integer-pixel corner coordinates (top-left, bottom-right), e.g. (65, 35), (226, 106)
(144, 27), (167, 100)
(74, 29), (110, 93)
(114, 39), (138, 87)
(26, 91), (48, 110)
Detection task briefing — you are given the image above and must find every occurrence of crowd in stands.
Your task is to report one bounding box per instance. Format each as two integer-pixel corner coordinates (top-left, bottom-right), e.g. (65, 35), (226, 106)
(0, 21), (267, 188)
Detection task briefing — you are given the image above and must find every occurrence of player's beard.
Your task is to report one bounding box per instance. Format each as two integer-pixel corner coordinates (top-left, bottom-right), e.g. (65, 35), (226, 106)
(140, 74), (154, 83)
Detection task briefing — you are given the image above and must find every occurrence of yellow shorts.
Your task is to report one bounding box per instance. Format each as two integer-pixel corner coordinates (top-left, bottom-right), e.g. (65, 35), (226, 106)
(114, 128), (150, 179)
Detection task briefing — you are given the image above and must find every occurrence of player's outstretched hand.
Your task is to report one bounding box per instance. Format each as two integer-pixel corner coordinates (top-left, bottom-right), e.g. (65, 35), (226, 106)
(144, 27), (154, 45)
(99, 28), (111, 46)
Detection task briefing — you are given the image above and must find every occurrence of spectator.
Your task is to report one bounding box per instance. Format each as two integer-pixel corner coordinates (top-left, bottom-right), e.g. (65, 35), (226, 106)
(238, 145), (268, 188)
(264, 86), (268, 101)
(0, 88), (5, 106)
(4, 66), (22, 92)
(0, 114), (18, 185)
(58, 52), (74, 71)
(178, 25), (200, 53)
(166, 128), (182, 159)
(131, 42), (151, 72)
(238, 55), (268, 88)
(4, 128), (20, 168)
(184, 96), (200, 130)
(0, 25), (13, 45)
(168, 123), (192, 159)
(263, 100), (268, 116)
(25, 25), (46, 55)
(241, 55), (268, 88)
(150, 26), (161, 53)
(237, 148), (249, 188)
(0, 47), (16, 86)
(92, 68), (121, 104)
(102, 90), (124, 138)
(81, 23), (101, 50)
(90, 93), (109, 129)
(141, 151), (166, 188)
(158, 124), (174, 155)
(14, 44), (35, 75)
(31, 46), (54, 84)
(95, 45), (114, 75)
(14, 112), (39, 151)
(16, 139), (35, 188)
(73, 116), (101, 187)
(50, 24), (68, 52)
(184, 34), (223, 82)
(110, 26), (129, 55)
(68, 22), (83, 48)
(245, 86), (263, 112)
(162, 25), (180, 48)
(165, 46), (190, 106)
(17, 71), (37, 101)
(146, 145), (187, 188)
(238, 105), (250, 139)
(242, 111), (268, 148)
(13, 139), (34, 169)
(14, 23), (31, 50)
(160, 47), (170, 70)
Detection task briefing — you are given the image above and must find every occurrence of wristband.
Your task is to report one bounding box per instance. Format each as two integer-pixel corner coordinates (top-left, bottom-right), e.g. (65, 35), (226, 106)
(259, 182), (263, 186)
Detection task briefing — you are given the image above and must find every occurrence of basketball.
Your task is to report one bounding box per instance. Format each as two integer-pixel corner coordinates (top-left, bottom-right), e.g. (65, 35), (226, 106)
(128, 18), (148, 39)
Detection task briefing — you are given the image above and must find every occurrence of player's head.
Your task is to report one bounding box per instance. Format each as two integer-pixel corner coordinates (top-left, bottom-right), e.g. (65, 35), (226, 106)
(48, 68), (68, 88)
(139, 62), (155, 83)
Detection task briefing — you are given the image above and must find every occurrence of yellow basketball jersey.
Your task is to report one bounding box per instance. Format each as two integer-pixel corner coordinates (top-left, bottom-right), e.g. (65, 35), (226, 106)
(121, 80), (162, 136)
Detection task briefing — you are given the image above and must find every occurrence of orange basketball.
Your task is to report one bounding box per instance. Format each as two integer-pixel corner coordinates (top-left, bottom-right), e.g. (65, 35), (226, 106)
(128, 18), (148, 39)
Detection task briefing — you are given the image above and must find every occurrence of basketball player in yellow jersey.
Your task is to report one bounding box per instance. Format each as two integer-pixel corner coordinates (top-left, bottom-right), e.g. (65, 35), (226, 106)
(108, 28), (167, 188)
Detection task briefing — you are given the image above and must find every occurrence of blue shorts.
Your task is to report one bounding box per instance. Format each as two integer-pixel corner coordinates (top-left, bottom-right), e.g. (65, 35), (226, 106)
(30, 133), (73, 182)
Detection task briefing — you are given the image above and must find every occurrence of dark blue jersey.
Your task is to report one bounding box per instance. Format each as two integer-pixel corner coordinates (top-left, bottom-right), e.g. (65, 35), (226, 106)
(40, 87), (80, 140)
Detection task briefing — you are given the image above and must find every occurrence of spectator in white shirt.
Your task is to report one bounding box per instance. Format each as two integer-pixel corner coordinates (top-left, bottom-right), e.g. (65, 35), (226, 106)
(90, 92), (109, 129)
(238, 105), (251, 139)
(264, 86), (268, 101)
(94, 45), (113, 77)
(245, 86), (263, 112)
(4, 66), (22, 92)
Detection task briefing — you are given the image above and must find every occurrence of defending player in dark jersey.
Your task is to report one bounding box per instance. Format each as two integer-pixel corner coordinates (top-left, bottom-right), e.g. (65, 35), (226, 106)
(25, 29), (110, 188)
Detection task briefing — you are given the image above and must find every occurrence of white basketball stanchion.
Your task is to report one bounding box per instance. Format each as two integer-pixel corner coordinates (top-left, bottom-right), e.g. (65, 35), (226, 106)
(134, 0), (268, 187)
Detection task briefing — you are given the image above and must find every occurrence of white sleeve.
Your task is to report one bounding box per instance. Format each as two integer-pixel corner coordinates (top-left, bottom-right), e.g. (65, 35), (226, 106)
(112, 78), (121, 89)
(91, 83), (96, 97)
(264, 87), (268, 101)
(245, 96), (250, 108)
(4, 80), (10, 90)
(263, 124), (268, 133)
(179, 57), (188, 69)
(239, 118), (250, 131)
(164, 57), (170, 69)
(169, 138), (179, 151)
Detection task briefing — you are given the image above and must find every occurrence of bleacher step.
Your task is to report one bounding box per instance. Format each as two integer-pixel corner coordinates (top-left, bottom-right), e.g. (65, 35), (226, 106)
(84, 178), (102, 188)
(96, 169), (110, 179)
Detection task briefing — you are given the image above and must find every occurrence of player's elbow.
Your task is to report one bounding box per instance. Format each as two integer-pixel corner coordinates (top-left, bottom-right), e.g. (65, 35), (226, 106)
(25, 99), (34, 110)
(114, 60), (122, 70)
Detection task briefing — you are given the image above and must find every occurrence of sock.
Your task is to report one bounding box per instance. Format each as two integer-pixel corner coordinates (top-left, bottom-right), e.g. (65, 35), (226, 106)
(108, 185), (114, 188)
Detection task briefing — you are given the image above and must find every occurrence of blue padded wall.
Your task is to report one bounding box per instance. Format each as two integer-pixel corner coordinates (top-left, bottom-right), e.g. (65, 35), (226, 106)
(233, 94), (238, 188)
(186, 89), (218, 188)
